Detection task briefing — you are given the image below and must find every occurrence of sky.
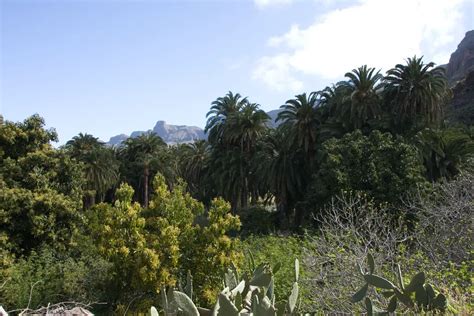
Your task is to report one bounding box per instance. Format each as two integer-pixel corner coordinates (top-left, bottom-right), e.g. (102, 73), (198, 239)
(1, 0), (473, 144)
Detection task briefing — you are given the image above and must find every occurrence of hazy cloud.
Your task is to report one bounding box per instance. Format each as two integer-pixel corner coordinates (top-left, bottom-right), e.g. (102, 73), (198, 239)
(254, 0), (294, 9)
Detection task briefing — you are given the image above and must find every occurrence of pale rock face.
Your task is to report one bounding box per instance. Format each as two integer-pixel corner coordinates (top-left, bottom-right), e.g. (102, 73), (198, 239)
(107, 121), (206, 146)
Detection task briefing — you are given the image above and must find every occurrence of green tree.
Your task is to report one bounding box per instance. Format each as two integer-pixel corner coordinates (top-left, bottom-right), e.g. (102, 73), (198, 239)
(206, 93), (269, 212)
(339, 65), (383, 129)
(277, 92), (321, 166)
(118, 132), (170, 207)
(89, 174), (241, 307)
(413, 127), (474, 181)
(177, 140), (212, 202)
(66, 133), (119, 208)
(384, 56), (451, 133)
(257, 127), (305, 226)
(89, 182), (165, 304)
(205, 91), (248, 146)
(0, 116), (84, 254)
(66, 133), (103, 155)
(225, 103), (269, 209)
(0, 114), (57, 160)
(317, 84), (353, 140)
(311, 130), (425, 210)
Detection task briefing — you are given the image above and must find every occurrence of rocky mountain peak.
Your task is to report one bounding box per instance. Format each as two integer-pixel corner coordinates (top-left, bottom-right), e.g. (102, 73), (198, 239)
(107, 120), (206, 146)
(446, 30), (474, 84)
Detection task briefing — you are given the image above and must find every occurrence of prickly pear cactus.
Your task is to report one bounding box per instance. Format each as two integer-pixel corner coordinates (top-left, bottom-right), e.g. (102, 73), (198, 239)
(352, 253), (447, 315)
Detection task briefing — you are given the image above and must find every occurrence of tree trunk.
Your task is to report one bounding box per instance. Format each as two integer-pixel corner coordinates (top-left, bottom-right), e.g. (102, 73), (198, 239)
(294, 203), (304, 231)
(277, 190), (289, 229)
(241, 177), (248, 210)
(143, 164), (149, 208)
(83, 190), (96, 210)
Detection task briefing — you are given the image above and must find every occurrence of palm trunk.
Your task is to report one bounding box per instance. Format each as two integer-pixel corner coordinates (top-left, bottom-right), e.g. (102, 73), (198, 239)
(277, 189), (289, 229)
(241, 177), (248, 210)
(83, 190), (96, 210)
(143, 164), (149, 207)
(239, 142), (249, 211)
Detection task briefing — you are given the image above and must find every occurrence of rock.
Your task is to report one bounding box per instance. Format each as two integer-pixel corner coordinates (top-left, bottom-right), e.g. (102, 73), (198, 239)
(107, 134), (129, 146)
(447, 69), (474, 125)
(266, 109), (282, 128)
(446, 30), (474, 84)
(107, 121), (206, 146)
(151, 120), (206, 144)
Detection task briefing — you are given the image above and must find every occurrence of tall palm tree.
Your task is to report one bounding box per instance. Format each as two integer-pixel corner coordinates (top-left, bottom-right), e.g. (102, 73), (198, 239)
(205, 91), (249, 146)
(119, 132), (168, 207)
(384, 56), (451, 133)
(256, 126), (305, 227)
(277, 92), (321, 166)
(206, 95), (269, 211)
(224, 103), (269, 209)
(66, 133), (119, 208)
(339, 65), (383, 129)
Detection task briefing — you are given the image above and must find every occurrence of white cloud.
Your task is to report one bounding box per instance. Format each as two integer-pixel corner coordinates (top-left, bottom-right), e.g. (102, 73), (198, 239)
(254, 0), (294, 9)
(252, 54), (303, 92)
(253, 0), (467, 91)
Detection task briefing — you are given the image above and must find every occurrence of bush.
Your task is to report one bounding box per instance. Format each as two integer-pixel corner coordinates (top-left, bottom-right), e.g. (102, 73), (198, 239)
(239, 234), (314, 309)
(310, 130), (425, 209)
(0, 246), (112, 311)
(238, 205), (278, 235)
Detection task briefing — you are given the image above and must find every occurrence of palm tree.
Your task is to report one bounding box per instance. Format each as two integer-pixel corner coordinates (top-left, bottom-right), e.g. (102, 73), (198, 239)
(339, 65), (383, 129)
(66, 133), (104, 155)
(317, 84), (353, 140)
(256, 126), (305, 227)
(205, 91), (249, 146)
(384, 56), (451, 133)
(66, 133), (119, 208)
(225, 103), (269, 152)
(225, 103), (269, 209)
(277, 92), (321, 166)
(178, 140), (211, 202)
(207, 147), (237, 208)
(414, 127), (474, 181)
(206, 95), (269, 211)
(119, 132), (168, 207)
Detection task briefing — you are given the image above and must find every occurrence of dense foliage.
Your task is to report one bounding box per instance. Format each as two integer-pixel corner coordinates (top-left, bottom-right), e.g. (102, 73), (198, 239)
(0, 56), (472, 314)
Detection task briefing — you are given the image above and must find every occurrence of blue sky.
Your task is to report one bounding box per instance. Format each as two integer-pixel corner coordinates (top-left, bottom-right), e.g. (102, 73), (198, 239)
(1, 0), (473, 144)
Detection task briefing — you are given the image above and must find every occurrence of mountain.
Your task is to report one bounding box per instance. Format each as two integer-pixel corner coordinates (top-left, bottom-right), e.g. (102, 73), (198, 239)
(446, 30), (474, 85)
(107, 121), (206, 146)
(449, 70), (474, 125)
(266, 109), (282, 128)
(446, 30), (474, 126)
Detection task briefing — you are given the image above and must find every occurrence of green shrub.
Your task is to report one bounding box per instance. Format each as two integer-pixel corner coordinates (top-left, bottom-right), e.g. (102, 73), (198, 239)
(0, 246), (112, 311)
(239, 205), (278, 235)
(239, 234), (314, 310)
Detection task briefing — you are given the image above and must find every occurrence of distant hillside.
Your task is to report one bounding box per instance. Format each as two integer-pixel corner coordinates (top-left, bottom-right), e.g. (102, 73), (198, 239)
(107, 120), (206, 146)
(266, 109), (282, 128)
